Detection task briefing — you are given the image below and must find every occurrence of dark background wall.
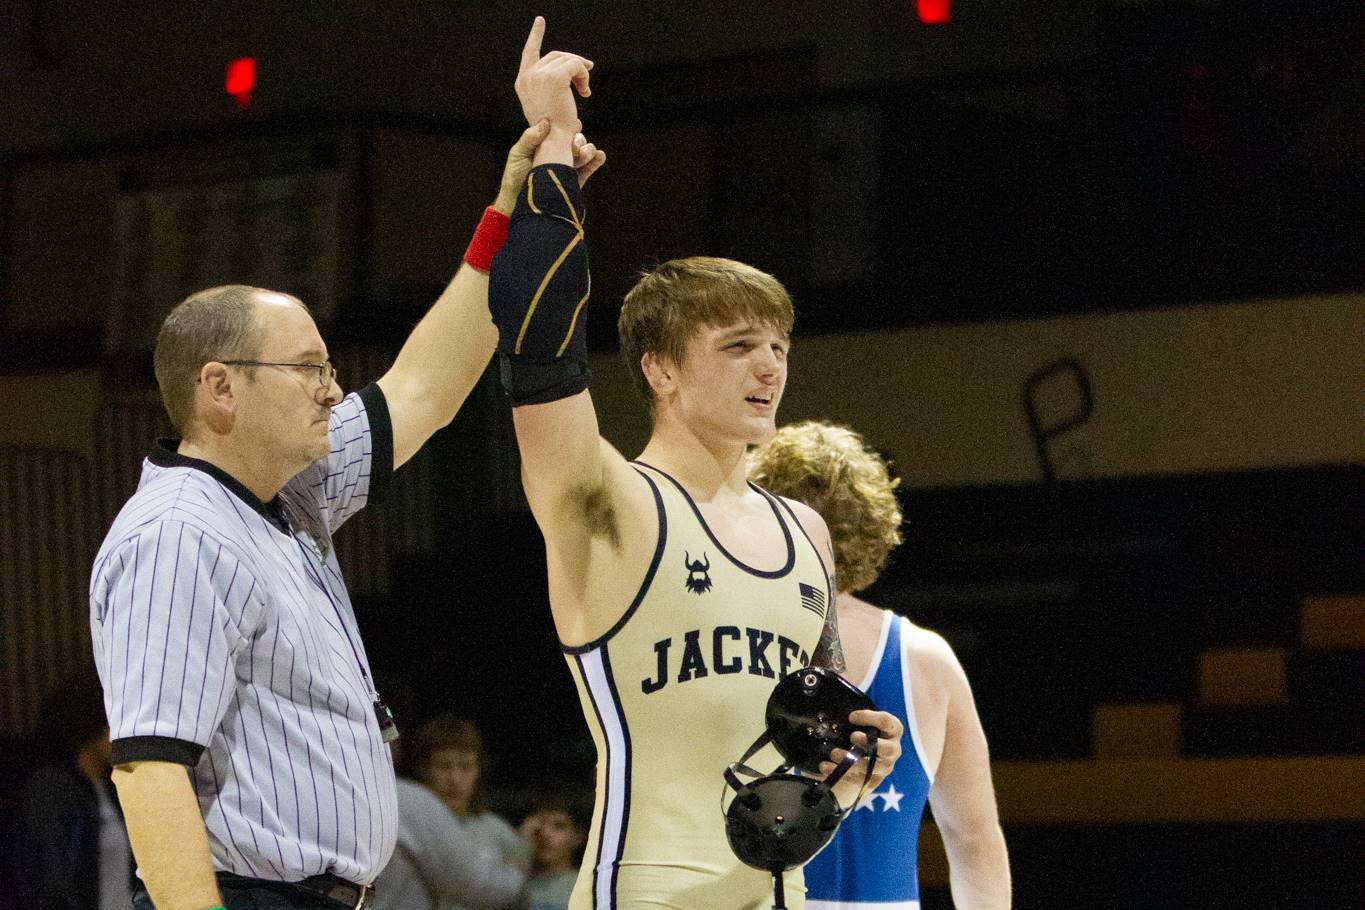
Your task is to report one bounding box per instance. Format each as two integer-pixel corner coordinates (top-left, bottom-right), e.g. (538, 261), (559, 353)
(3, 1), (1361, 346)
(1, 1), (1362, 907)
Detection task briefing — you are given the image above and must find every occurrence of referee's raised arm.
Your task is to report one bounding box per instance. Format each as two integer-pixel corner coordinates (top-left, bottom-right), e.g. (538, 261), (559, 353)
(377, 111), (605, 470)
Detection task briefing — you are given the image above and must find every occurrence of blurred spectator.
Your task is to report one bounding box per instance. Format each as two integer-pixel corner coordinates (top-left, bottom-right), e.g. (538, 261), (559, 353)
(15, 673), (136, 910)
(374, 714), (528, 910)
(518, 791), (590, 910)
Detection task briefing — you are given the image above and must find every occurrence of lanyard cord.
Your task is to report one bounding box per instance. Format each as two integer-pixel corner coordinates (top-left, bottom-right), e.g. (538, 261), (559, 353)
(293, 534), (375, 696)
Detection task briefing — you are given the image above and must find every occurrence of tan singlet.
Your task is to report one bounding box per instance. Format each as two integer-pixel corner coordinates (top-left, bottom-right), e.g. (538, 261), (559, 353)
(564, 462), (832, 910)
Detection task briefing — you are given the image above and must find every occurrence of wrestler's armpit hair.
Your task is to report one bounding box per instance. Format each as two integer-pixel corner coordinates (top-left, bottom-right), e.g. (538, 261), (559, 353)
(153, 285), (268, 434)
(618, 257), (794, 412)
(748, 421), (903, 594)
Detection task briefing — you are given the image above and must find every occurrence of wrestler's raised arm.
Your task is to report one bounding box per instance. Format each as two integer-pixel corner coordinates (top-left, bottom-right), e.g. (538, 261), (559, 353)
(490, 18), (657, 645)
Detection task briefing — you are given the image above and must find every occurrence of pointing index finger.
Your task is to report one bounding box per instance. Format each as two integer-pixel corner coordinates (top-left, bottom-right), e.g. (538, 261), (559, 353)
(520, 16), (545, 72)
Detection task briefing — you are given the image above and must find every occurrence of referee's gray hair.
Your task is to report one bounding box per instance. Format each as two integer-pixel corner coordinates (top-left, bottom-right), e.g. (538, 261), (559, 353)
(154, 285), (268, 434)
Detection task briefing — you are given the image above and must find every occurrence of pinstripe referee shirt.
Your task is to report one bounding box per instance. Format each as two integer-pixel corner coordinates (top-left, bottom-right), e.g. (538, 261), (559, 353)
(90, 383), (398, 885)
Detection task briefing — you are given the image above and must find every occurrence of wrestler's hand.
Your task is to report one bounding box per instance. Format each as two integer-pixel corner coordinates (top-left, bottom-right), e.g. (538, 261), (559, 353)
(493, 123), (607, 215)
(569, 131), (607, 187)
(515, 16), (592, 137)
(819, 708), (904, 805)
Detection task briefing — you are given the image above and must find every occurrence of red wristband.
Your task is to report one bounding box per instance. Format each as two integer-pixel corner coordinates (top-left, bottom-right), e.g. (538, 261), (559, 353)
(463, 206), (510, 272)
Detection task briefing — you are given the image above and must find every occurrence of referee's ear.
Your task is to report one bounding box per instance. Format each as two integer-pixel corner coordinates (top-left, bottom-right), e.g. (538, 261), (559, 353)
(195, 361), (240, 434)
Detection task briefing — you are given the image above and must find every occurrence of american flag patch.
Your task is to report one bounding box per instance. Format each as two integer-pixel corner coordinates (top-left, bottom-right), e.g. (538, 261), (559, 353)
(798, 582), (827, 618)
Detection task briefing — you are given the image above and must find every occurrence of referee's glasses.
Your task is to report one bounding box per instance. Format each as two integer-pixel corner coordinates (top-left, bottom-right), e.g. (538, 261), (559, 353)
(219, 360), (337, 391)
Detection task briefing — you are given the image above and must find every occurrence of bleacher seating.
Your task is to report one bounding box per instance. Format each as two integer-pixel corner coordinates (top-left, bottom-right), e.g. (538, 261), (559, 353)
(870, 465), (1365, 907)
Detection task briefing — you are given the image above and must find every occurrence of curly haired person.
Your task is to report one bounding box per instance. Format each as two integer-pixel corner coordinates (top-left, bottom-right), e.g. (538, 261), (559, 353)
(750, 422), (1011, 910)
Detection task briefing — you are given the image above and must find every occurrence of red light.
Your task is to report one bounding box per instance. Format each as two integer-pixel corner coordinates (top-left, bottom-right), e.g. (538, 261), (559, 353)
(225, 57), (256, 109)
(917, 0), (951, 25)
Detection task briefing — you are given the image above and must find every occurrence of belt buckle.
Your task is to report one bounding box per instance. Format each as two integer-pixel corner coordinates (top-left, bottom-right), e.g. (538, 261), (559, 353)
(317, 877), (372, 910)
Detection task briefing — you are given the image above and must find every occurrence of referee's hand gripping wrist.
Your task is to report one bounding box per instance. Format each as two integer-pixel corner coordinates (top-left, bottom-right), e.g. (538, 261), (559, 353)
(494, 120), (553, 216)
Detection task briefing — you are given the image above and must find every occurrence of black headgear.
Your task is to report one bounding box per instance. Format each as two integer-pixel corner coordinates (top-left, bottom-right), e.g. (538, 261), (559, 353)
(721, 666), (880, 907)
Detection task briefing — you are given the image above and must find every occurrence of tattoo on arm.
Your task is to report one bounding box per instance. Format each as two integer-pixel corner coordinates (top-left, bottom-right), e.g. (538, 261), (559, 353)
(812, 543), (845, 671)
(812, 605), (845, 671)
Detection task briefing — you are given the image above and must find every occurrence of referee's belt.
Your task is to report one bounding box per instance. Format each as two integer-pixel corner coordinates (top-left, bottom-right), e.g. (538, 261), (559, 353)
(218, 871), (375, 909)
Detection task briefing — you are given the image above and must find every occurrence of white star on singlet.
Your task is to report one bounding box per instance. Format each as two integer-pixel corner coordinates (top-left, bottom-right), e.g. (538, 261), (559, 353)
(879, 783), (905, 812)
(855, 791), (878, 811)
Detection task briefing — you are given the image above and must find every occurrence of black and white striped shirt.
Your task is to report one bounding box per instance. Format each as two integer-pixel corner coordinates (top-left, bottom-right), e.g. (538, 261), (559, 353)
(90, 384), (397, 885)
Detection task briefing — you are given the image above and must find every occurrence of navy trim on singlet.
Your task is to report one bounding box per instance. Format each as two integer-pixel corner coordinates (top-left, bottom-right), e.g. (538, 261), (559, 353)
(632, 461), (795, 579)
(576, 647), (632, 910)
(575, 652), (611, 908)
(767, 491), (835, 602)
(601, 645), (631, 908)
(560, 469), (668, 655)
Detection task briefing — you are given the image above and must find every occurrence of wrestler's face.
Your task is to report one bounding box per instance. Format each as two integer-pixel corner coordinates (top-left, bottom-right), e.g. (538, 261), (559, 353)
(422, 747), (481, 816)
(669, 321), (789, 445)
(235, 293), (342, 467)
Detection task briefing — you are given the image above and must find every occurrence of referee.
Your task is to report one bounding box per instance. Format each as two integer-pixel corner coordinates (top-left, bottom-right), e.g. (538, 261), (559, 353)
(89, 124), (604, 909)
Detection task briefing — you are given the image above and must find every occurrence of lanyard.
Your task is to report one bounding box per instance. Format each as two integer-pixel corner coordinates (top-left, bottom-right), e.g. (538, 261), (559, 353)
(291, 530), (400, 743)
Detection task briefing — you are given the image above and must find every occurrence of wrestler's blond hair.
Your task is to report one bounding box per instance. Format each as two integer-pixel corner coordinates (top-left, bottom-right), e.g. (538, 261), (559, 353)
(748, 421), (902, 594)
(619, 257), (794, 412)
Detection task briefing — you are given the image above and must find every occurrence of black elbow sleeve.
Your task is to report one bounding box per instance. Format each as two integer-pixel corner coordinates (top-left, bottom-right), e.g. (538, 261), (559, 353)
(489, 164), (592, 406)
